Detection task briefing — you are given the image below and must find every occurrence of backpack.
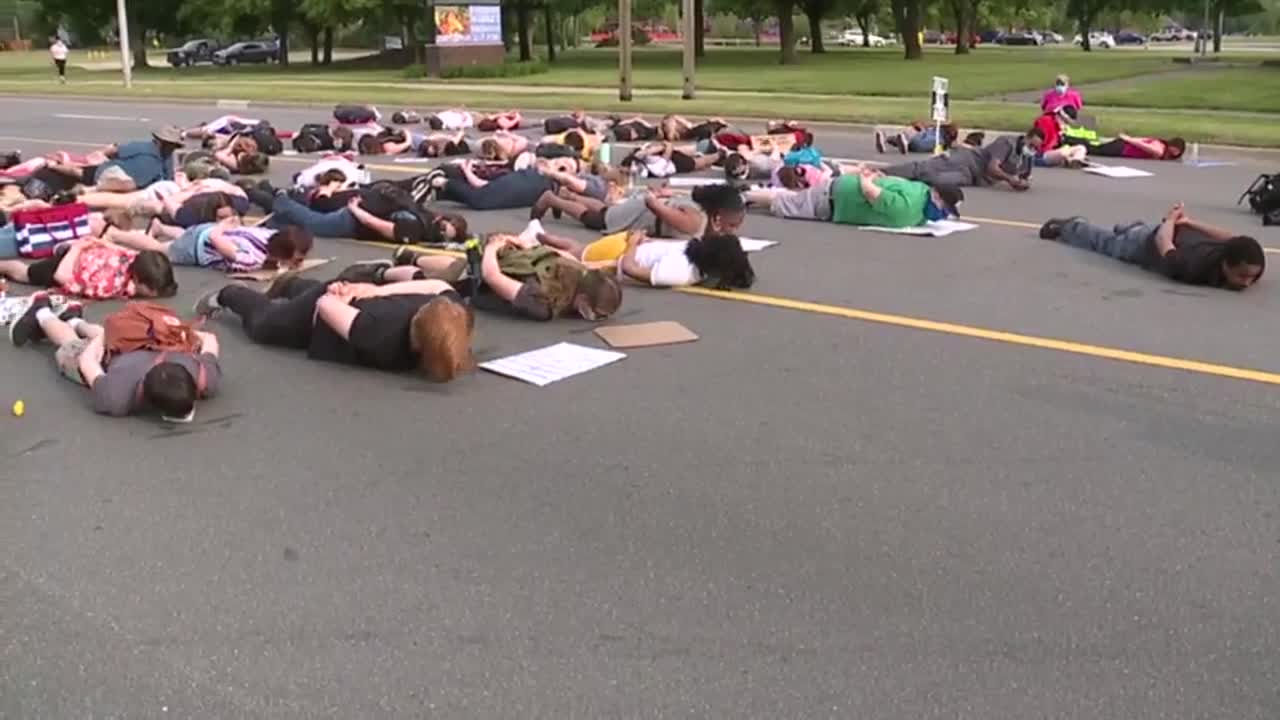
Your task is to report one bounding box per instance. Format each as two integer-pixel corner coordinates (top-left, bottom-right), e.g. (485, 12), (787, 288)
(103, 302), (203, 356)
(543, 116), (580, 135)
(333, 104), (380, 124)
(292, 123), (334, 154)
(11, 202), (91, 258)
(1239, 174), (1280, 220)
(391, 110), (421, 124)
(250, 123), (283, 156)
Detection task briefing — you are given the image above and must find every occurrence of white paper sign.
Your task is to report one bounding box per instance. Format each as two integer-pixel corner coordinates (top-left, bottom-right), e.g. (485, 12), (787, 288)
(738, 237), (779, 252)
(666, 176), (725, 187)
(860, 219), (978, 237)
(480, 342), (626, 387)
(1083, 165), (1153, 179)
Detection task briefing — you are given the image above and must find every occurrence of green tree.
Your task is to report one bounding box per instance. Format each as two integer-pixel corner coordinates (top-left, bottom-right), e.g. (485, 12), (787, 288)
(800, 0), (831, 51)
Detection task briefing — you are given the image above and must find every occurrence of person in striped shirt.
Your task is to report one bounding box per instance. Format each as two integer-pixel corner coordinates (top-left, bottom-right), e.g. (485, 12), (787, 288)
(102, 218), (313, 274)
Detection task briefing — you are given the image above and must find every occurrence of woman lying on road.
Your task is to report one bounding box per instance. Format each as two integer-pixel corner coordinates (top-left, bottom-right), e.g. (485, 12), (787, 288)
(530, 183), (747, 241)
(1077, 133), (1186, 161)
(621, 142), (723, 178)
(434, 161), (559, 211)
(102, 218), (313, 274)
(528, 224), (755, 290)
(473, 233), (623, 322)
(0, 236), (176, 299)
(477, 132), (531, 163)
(195, 274), (474, 381)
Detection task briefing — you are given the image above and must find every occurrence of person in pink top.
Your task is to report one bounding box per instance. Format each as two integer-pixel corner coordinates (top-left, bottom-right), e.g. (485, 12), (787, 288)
(1090, 133), (1186, 161)
(1041, 74), (1084, 114)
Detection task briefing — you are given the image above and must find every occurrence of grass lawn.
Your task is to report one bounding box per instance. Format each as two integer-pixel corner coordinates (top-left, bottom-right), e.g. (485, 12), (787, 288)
(470, 47), (1182, 99)
(1087, 66), (1280, 113)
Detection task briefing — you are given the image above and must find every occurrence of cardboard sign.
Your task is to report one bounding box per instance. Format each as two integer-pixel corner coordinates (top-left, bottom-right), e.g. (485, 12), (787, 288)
(595, 321), (698, 349)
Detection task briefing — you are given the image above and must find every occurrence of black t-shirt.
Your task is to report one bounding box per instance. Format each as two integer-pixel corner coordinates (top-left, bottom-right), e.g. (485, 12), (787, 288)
(308, 291), (461, 370)
(309, 189), (361, 213)
(1148, 227), (1227, 287)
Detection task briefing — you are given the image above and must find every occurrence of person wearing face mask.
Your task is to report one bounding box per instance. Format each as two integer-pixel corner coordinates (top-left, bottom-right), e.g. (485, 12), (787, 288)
(880, 128), (1042, 192)
(1041, 74), (1083, 115)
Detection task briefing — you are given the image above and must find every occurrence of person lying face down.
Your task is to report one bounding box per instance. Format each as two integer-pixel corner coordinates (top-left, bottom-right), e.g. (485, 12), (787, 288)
(0, 237), (177, 300)
(744, 167), (963, 229)
(538, 128), (602, 162)
(260, 179), (467, 246)
(530, 183), (746, 242)
(1039, 203), (1264, 291)
(195, 272), (474, 380)
(477, 133), (529, 163)
(102, 217), (313, 274)
(880, 128), (1043, 192)
(620, 142), (722, 178)
(433, 160), (560, 211)
(8, 293), (221, 421)
(472, 232), (623, 322)
(528, 222), (755, 290)
(1084, 134), (1186, 161)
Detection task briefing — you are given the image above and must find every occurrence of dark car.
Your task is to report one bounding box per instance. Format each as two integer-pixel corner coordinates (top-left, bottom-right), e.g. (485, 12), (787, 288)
(212, 40), (279, 65)
(1114, 30), (1147, 45)
(979, 30), (1003, 43)
(1001, 30), (1043, 46)
(167, 38), (219, 67)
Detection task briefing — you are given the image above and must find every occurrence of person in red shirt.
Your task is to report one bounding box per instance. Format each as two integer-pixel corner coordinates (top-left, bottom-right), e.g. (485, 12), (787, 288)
(0, 238), (176, 299)
(1031, 105), (1088, 168)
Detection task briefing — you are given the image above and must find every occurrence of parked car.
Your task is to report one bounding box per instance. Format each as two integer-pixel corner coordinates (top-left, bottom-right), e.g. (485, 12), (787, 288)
(212, 40), (279, 65)
(1040, 30), (1064, 44)
(944, 31), (981, 45)
(838, 30), (888, 47)
(167, 38), (219, 67)
(923, 30), (945, 44)
(1001, 30), (1043, 46)
(1150, 26), (1196, 41)
(1114, 30), (1147, 45)
(1073, 31), (1115, 48)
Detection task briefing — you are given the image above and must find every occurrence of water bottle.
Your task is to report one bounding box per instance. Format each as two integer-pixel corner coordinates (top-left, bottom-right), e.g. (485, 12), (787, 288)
(463, 236), (482, 301)
(598, 142), (612, 166)
(628, 161), (642, 191)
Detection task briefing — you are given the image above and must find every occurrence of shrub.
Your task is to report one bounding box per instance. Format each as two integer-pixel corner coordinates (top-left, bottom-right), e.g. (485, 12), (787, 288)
(402, 61), (550, 79)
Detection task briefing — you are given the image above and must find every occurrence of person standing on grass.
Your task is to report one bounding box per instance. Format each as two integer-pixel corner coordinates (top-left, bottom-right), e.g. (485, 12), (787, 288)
(50, 37), (69, 84)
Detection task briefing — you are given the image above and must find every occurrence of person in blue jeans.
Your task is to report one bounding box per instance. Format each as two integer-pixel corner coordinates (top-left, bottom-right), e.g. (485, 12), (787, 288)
(265, 193), (445, 246)
(1039, 203), (1265, 291)
(436, 161), (556, 211)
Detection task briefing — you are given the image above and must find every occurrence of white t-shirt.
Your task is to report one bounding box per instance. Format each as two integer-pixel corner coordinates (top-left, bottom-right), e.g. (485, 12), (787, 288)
(631, 240), (701, 287)
(640, 156), (676, 178)
(292, 157), (368, 190)
(435, 110), (473, 130)
(50, 41), (68, 61)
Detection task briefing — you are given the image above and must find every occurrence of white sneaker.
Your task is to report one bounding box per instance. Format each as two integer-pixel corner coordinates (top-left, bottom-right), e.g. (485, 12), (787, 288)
(519, 219), (545, 246)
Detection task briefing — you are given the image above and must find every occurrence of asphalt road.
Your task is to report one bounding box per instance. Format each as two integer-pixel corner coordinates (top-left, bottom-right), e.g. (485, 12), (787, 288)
(1, 96), (1278, 719)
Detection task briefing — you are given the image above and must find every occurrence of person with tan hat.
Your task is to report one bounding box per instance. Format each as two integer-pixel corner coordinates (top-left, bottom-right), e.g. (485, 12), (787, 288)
(87, 126), (185, 193)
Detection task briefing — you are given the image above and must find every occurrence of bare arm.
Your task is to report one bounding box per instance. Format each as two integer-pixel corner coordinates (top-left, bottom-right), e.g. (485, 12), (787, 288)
(461, 162), (489, 189)
(371, 279), (454, 296)
(1153, 204), (1182, 257)
(481, 240), (525, 302)
(619, 231), (651, 283)
(315, 294), (360, 340)
(347, 200), (395, 240)
(195, 331), (220, 358)
(858, 172), (883, 203)
(544, 169), (586, 194)
(206, 218), (244, 260)
(78, 332), (106, 388)
(1176, 213), (1234, 242)
(52, 240), (89, 286)
(645, 192), (703, 237)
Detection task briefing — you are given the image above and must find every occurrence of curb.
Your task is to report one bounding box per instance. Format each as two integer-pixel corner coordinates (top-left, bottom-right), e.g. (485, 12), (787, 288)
(5, 90), (1280, 156)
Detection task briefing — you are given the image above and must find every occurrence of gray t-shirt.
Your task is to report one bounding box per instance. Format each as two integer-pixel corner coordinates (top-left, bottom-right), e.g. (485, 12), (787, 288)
(748, 153), (781, 180)
(91, 350), (222, 416)
(580, 173), (608, 201)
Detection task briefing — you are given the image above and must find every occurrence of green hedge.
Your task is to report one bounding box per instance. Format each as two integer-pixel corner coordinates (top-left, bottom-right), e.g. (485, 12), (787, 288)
(403, 60), (551, 79)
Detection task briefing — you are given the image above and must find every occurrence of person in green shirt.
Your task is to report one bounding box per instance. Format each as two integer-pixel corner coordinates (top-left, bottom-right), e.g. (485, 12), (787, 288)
(745, 167), (963, 228)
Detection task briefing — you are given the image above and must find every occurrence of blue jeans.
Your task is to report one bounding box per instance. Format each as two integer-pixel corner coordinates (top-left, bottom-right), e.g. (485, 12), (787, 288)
(0, 222), (17, 259)
(441, 169), (554, 210)
(267, 195), (358, 238)
(907, 128), (938, 153)
(1059, 219), (1155, 264)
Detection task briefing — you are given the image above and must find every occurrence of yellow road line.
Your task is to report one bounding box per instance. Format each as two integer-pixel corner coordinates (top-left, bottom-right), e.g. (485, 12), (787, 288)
(350, 237), (1280, 387)
(675, 286), (1280, 386)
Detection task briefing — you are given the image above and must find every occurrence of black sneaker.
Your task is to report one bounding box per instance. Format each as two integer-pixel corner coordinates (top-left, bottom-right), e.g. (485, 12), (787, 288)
(193, 288), (223, 319)
(336, 260), (391, 284)
(393, 246), (425, 267)
(58, 301), (84, 321)
(1039, 217), (1074, 240)
(9, 292), (50, 347)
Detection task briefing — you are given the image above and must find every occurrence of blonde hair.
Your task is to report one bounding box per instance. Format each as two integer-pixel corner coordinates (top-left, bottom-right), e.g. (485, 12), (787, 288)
(479, 138), (499, 160)
(409, 297), (475, 382)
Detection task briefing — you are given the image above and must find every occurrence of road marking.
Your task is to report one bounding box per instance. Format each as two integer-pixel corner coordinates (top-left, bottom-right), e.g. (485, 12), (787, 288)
(1, 133), (1276, 255)
(53, 113), (150, 122)
(349, 238), (1280, 387)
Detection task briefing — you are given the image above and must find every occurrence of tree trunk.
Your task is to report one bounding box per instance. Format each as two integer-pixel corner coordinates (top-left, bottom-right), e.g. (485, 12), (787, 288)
(754, 19), (762, 46)
(807, 9), (825, 53)
(1078, 16), (1091, 51)
(516, 3), (532, 61)
(544, 3), (555, 61)
(694, 0), (705, 56)
(1213, 7), (1223, 53)
(857, 14), (871, 46)
(127, 8), (148, 68)
(276, 22), (290, 66)
(323, 27), (334, 64)
(309, 26), (319, 64)
(952, 0), (969, 54)
(777, 1), (796, 63)
(893, 0), (922, 59)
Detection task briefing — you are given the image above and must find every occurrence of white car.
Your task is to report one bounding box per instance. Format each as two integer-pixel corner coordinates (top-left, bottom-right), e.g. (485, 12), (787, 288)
(1073, 31), (1115, 48)
(838, 30), (888, 47)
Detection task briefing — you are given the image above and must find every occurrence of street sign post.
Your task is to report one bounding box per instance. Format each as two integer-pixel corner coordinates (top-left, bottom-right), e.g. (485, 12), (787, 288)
(930, 76), (949, 155)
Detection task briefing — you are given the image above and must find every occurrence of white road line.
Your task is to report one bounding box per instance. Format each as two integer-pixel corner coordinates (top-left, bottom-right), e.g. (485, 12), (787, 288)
(53, 113), (151, 122)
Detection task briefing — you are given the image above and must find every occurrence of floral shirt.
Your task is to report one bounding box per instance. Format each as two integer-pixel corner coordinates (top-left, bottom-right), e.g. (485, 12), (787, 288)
(62, 243), (137, 299)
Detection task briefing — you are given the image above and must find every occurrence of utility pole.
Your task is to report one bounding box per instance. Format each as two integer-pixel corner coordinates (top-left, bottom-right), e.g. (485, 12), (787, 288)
(116, 0), (133, 87)
(681, 0), (695, 99)
(618, 0), (631, 101)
